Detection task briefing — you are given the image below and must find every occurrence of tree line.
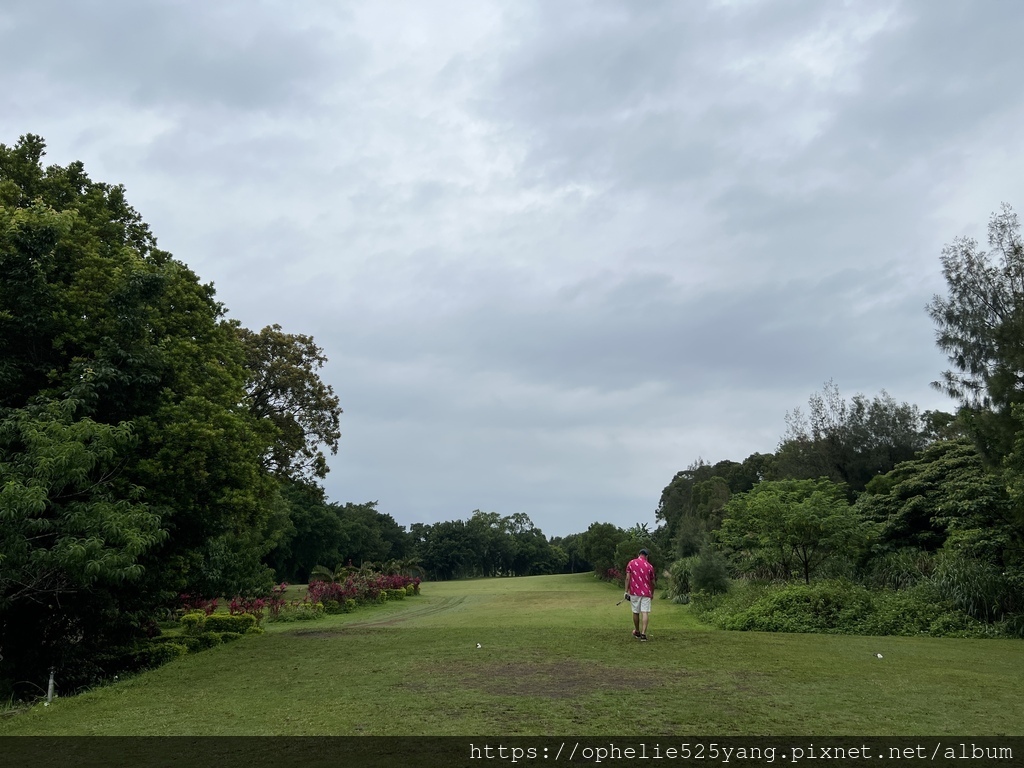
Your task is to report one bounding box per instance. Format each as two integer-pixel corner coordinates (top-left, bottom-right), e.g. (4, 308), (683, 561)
(649, 206), (1024, 636)
(0, 135), (590, 697)
(3, 135), (1022, 700)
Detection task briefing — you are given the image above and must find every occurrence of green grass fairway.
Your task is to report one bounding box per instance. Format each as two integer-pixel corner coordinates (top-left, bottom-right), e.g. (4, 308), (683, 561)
(2, 574), (1021, 735)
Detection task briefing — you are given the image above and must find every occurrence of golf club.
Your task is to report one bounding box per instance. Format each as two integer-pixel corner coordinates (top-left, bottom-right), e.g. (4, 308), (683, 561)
(616, 593), (629, 606)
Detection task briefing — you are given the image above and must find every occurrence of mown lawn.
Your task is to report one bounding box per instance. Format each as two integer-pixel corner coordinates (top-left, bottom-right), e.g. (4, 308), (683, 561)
(2, 573), (1021, 735)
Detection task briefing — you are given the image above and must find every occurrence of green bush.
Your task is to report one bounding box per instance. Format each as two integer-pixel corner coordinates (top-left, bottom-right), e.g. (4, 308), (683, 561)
(324, 600), (342, 614)
(152, 629), (230, 652)
(721, 580), (874, 633)
(931, 552), (1012, 623)
(204, 614), (258, 634)
(136, 642), (189, 669)
(1000, 612), (1024, 639)
(405, 584), (417, 597)
(192, 632), (224, 650)
(860, 585), (943, 636)
(691, 578), (1008, 638)
(691, 579), (765, 620)
(216, 632), (244, 643)
(926, 612), (993, 639)
(344, 599), (357, 613)
(385, 588), (406, 600)
(179, 611), (207, 635)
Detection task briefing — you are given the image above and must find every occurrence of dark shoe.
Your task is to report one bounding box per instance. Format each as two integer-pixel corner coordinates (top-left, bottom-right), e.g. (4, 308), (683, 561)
(639, 633), (647, 641)
(632, 630), (641, 639)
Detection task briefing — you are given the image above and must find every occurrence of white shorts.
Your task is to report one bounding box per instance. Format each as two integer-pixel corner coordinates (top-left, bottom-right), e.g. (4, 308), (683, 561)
(630, 595), (652, 614)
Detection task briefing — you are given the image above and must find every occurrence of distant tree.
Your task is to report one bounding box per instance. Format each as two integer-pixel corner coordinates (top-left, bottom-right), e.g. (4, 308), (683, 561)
(466, 511), (514, 576)
(859, 438), (1021, 566)
(265, 491), (409, 583)
(613, 523), (665, 584)
(717, 479), (872, 584)
(238, 324), (342, 482)
(506, 513), (556, 576)
(580, 522), (626, 576)
(775, 381), (928, 492)
(549, 532), (592, 573)
(545, 545), (570, 574)
(656, 453), (769, 556)
(928, 203), (1024, 461)
(338, 502), (408, 566)
(419, 520), (477, 580)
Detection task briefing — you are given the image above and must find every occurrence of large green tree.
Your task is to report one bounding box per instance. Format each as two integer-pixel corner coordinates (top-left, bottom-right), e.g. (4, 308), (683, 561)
(237, 324), (341, 482)
(717, 479), (873, 584)
(928, 203), (1024, 461)
(656, 453), (771, 556)
(858, 438), (1016, 557)
(858, 438), (1023, 624)
(0, 134), (337, 694)
(775, 381), (930, 492)
(579, 521), (626, 576)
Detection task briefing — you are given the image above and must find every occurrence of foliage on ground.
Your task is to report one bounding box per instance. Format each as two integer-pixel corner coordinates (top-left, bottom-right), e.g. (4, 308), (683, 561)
(690, 578), (1008, 638)
(0, 574), (1020, 737)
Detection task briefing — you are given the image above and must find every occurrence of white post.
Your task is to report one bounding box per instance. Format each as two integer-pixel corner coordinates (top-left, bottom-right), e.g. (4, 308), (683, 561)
(46, 668), (55, 704)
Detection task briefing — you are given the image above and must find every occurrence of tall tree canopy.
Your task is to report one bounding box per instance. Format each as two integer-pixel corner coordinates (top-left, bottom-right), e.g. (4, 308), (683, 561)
(928, 203), (1024, 460)
(238, 324), (341, 482)
(655, 453), (772, 556)
(717, 478), (872, 584)
(776, 380), (930, 492)
(0, 134), (340, 695)
(858, 438), (1020, 565)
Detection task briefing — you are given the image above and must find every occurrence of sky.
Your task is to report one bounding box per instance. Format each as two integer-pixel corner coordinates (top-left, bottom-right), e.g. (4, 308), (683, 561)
(3, 0), (1024, 538)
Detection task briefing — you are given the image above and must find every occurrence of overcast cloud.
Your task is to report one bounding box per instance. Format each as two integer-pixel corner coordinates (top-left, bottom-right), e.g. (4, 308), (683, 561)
(4, 0), (1023, 537)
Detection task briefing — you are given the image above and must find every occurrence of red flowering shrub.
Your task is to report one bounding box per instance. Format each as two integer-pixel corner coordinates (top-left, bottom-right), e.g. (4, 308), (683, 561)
(229, 583), (289, 621)
(306, 573), (420, 606)
(179, 594), (218, 615)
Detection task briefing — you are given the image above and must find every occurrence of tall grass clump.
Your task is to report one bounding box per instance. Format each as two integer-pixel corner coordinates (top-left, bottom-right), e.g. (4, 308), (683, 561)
(863, 549), (934, 591)
(930, 552), (1016, 624)
(667, 556), (697, 602)
(691, 546), (731, 595)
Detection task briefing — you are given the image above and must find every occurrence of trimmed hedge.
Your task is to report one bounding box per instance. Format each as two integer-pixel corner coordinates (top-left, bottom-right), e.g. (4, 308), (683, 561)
(180, 612), (259, 635)
(273, 602), (325, 622)
(204, 614), (257, 634)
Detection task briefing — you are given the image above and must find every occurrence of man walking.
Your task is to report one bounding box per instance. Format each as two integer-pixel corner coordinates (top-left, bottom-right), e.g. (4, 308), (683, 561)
(624, 548), (655, 641)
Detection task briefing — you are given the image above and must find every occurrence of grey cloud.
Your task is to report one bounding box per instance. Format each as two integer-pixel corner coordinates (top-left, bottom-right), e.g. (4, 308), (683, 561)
(1, 0), (1011, 537)
(0, 1), (351, 112)
(325, 259), (943, 402)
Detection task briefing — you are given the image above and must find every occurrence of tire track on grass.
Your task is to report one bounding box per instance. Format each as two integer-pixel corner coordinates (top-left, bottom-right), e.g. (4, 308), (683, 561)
(293, 595), (469, 632)
(352, 595), (468, 627)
